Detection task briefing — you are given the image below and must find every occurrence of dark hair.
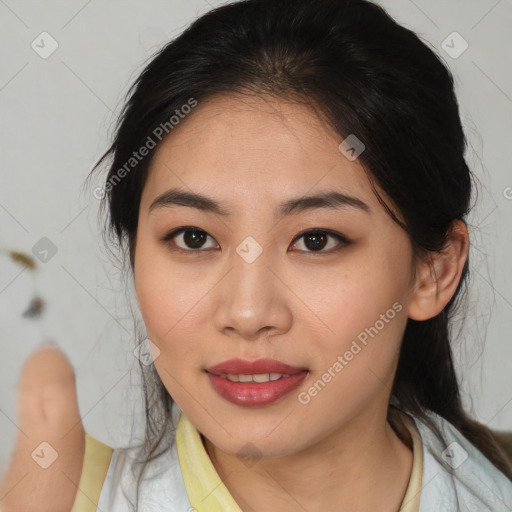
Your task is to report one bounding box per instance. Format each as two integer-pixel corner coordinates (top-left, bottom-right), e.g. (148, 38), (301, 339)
(88, 0), (512, 499)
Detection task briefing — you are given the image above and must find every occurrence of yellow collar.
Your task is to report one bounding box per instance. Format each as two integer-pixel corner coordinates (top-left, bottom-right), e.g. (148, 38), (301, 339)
(176, 413), (243, 511)
(176, 411), (423, 512)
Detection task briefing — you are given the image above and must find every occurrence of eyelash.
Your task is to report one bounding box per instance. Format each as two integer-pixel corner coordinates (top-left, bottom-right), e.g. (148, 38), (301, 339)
(159, 226), (351, 256)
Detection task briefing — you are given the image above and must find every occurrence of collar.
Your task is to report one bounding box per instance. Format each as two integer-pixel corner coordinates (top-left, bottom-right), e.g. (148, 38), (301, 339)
(176, 410), (423, 511)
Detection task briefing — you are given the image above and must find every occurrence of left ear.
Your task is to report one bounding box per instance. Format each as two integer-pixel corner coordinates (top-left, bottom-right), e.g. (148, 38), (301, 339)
(407, 219), (469, 321)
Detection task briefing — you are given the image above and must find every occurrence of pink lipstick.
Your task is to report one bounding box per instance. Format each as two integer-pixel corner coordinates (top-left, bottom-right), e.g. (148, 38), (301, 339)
(206, 358), (308, 407)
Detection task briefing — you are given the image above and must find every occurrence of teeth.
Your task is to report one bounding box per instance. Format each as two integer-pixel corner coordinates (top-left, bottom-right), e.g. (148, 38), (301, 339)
(219, 373), (293, 383)
(253, 373), (270, 383)
(271, 372), (289, 380)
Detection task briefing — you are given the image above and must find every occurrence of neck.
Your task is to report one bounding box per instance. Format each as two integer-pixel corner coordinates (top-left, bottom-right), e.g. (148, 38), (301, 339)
(203, 404), (413, 512)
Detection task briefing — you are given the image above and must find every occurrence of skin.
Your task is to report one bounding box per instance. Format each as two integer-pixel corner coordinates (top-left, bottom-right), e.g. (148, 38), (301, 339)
(0, 93), (469, 511)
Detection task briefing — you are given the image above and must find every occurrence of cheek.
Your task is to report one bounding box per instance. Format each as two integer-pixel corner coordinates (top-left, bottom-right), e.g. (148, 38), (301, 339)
(298, 286), (407, 433)
(134, 255), (208, 405)
(308, 247), (410, 388)
(318, 253), (408, 341)
(316, 289), (406, 384)
(134, 243), (200, 355)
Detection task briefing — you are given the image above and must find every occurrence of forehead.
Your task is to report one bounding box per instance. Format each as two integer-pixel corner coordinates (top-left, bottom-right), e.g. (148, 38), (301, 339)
(142, 93), (376, 211)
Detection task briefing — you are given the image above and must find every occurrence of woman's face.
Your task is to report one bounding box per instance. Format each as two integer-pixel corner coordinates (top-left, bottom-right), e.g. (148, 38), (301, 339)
(134, 93), (417, 457)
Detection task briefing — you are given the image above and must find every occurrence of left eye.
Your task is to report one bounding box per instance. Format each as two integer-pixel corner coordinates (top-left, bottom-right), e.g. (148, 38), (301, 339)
(162, 227), (219, 252)
(161, 227), (350, 254)
(290, 229), (350, 253)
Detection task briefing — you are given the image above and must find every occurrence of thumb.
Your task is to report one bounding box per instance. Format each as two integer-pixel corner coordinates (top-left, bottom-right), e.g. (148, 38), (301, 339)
(0, 344), (85, 512)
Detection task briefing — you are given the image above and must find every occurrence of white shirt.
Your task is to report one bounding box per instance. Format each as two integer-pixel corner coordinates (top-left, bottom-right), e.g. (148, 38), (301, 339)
(96, 402), (512, 511)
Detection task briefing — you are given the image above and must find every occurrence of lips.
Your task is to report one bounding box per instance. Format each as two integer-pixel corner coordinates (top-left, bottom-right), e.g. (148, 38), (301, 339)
(206, 358), (309, 407)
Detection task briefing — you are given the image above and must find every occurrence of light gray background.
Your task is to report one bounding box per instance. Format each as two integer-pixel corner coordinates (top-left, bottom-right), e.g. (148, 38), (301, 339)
(1, 0), (511, 468)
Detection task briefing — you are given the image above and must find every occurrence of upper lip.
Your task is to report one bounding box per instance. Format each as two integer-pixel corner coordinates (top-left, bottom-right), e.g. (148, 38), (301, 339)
(206, 358), (308, 376)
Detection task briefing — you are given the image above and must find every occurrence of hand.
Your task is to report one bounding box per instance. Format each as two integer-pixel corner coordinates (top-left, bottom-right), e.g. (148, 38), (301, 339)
(0, 345), (85, 512)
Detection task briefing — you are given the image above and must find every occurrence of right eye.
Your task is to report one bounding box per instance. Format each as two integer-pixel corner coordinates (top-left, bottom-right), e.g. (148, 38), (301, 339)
(160, 226), (220, 254)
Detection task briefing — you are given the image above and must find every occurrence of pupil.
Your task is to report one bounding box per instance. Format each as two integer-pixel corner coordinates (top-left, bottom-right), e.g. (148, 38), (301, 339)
(184, 230), (206, 248)
(305, 233), (327, 251)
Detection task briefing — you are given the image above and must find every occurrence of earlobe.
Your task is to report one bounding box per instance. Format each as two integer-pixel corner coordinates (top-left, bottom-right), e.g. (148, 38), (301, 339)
(407, 220), (469, 321)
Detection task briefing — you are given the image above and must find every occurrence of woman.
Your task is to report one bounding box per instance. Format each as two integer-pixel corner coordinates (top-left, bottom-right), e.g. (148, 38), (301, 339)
(1, 0), (511, 510)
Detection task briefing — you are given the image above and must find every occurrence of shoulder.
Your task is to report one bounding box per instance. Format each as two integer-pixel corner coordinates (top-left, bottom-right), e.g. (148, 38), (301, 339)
(406, 408), (512, 512)
(74, 408), (191, 511)
(96, 431), (191, 511)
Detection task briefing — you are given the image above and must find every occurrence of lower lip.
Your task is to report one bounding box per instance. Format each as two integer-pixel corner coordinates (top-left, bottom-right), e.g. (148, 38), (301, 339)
(207, 371), (308, 407)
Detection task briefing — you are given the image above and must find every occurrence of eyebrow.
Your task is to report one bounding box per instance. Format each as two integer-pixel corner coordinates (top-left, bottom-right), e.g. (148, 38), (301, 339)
(148, 187), (370, 218)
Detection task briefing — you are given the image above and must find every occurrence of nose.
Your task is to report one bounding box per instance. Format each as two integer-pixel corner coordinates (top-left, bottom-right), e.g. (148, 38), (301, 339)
(212, 249), (293, 342)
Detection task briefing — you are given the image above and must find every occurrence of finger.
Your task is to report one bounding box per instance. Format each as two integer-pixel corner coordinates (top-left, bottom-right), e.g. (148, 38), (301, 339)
(17, 344), (82, 435)
(0, 344), (85, 512)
